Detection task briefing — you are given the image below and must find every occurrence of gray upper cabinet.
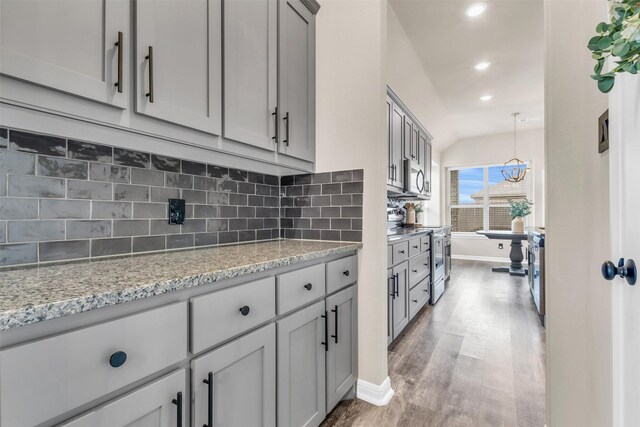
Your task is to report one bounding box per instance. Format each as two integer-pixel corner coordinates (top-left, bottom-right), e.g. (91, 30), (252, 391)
(0, 0), (128, 108)
(192, 323), (277, 427)
(423, 134), (432, 198)
(389, 100), (405, 191)
(278, 0), (316, 162)
(386, 95), (394, 186)
(277, 301), (326, 427)
(223, 0), (278, 150)
(391, 261), (409, 339)
(403, 115), (413, 161)
(135, 0), (222, 134)
(326, 285), (357, 411)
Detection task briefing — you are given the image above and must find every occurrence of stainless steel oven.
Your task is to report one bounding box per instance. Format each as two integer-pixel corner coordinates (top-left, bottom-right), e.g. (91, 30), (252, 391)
(444, 226), (452, 281)
(431, 229), (446, 304)
(528, 231), (545, 325)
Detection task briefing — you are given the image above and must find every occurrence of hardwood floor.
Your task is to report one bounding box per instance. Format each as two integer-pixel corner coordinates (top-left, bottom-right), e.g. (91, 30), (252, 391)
(322, 259), (546, 427)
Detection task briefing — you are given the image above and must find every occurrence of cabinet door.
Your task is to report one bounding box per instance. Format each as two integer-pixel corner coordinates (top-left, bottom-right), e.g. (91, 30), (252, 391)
(136, 0), (222, 134)
(192, 324), (276, 427)
(277, 301), (326, 427)
(424, 139), (432, 197)
(278, 0), (315, 162)
(386, 96), (394, 186)
(0, 0), (128, 108)
(390, 102), (404, 190)
(62, 370), (186, 427)
(388, 268), (394, 345)
(413, 126), (421, 164)
(403, 115), (413, 161)
(392, 261), (409, 339)
(326, 285), (357, 411)
(224, 0), (278, 150)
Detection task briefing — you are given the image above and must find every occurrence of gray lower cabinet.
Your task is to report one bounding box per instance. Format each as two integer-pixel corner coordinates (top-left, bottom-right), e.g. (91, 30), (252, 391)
(390, 261), (409, 339)
(192, 323), (277, 427)
(326, 285), (358, 410)
(388, 268), (394, 345)
(61, 370), (186, 427)
(277, 301), (326, 427)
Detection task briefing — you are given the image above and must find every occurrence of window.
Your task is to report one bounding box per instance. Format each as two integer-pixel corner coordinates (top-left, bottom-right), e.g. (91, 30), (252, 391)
(448, 164), (530, 233)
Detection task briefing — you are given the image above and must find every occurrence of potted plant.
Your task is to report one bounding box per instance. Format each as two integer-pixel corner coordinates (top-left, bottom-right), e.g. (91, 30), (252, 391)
(508, 199), (533, 233)
(415, 203), (424, 225)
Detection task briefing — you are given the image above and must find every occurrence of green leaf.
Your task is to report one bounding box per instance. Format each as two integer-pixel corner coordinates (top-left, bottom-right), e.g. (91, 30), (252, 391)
(595, 58), (605, 74)
(613, 31), (623, 40)
(596, 22), (608, 33)
(597, 36), (613, 50)
(613, 41), (631, 57)
(588, 36), (602, 51)
(598, 76), (615, 93)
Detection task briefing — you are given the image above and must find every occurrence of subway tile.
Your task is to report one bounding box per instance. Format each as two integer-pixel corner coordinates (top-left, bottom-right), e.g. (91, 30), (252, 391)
(0, 198), (38, 219)
(91, 237), (131, 257)
(67, 220), (112, 239)
(312, 195), (331, 207)
(8, 220), (65, 242)
(247, 218), (264, 230)
(331, 195), (352, 206)
(229, 168), (247, 182)
(150, 219), (179, 235)
(9, 130), (66, 157)
(68, 140), (113, 163)
(151, 154), (180, 172)
(193, 205), (217, 218)
(302, 229), (321, 240)
(270, 207), (280, 218)
(322, 183), (341, 195)
(294, 174), (312, 185)
(37, 156), (88, 179)
(182, 189), (206, 204)
(285, 207), (302, 218)
(8, 175), (65, 198)
(39, 240), (90, 262)
(166, 233), (194, 249)
(91, 201), (132, 219)
(342, 181), (363, 193)
(150, 187), (180, 203)
(248, 195), (263, 206)
(134, 202), (167, 219)
(238, 206), (255, 218)
(342, 206), (363, 218)
(257, 229), (272, 240)
(320, 230), (341, 241)
(256, 184), (271, 196)
(219, 231), (238, 244)
(341, 230), (362, 242)
(352, 194), (363, 205)
(294, 196), (311, 207)
(332, 170), (353, 182)
(311, 218), (330, 230)
(321, 207), (341, 218)
(207, 165), (229, 179)
(272, 229), (281, 239)
(229, 218), (248, 231)
(293, 218), (310, 229)
(113, 220), (150, 237)
(114, 184), (150, 202)
(302, 185), (322, 196)
(331, 218), (351, 230)
(237, 182), (255, 194)
(280, 197), (293, 207)
(182, 160), (207, 176)
(67, 180), (112, 200)
(166, 172), (193, 189)
(238, 230), (256, 242)
(185, 204), (194, 219)
(0, 221), (5, 243)
(194, 176), (217, 191)
(133, 235), (166, 253)
(40, 199), (90, 219)
(312, 172), (332, 184)
(284, 229), (301, 239)
(90, 163), (130, 183)
(353, 169), (364, 181)
(0, 243), (37, 266)
(207, 218), (229, 232)
(271, 186), (282, 196)
(182, 218), (206, 233)
(280, 176), (294, 186)
(264, 196), (279, 207)
(131, 168), (164, 186)
(218, 179), (237, 193)
(352, 218), (363, 230)
(229, 193), (247, 206)
(264, 174), (279, 186)
(113, 148), (149, 168)
(286, 186), (302, 196)
(0, 128), (7, 148)
(248, 172), (264, 184)
(219, 206), (237, 218)
(0, 151), (36, 174)
(302, 207), (321, 218)
(208, 191), (229, 205)
(195, 232), (218, 246)
(281, 218), (293, 228)
(0, 175), (5, 197)
(264, 218), (278, 229)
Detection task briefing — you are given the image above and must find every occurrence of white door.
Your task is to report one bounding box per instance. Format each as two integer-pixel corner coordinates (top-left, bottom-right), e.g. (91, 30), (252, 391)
(136, 0), (222, 134)
(0, 0), (128, 108)
(224, 0), (278, 150)
(278, 0), (315, 162)
(610, 73), (640, 425)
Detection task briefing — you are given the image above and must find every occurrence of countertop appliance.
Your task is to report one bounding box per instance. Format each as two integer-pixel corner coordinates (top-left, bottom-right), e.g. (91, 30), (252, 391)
(528, 230), (545, 325)
(403, 159), (425, 197)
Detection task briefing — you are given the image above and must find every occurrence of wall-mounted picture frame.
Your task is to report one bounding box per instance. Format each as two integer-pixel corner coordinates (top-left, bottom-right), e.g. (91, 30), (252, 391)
(598, 109), (609, 153)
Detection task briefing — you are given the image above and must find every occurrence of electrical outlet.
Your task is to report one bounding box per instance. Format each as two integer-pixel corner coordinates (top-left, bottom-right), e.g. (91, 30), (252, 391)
(168, 199), (186, 224)
(498, 243), (504, 249)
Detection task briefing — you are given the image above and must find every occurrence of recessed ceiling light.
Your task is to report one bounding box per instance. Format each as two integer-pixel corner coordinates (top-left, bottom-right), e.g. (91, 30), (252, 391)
(474, 61), (491, 71)
(465, 3), (487, 17)
(480, 95), (492, 102)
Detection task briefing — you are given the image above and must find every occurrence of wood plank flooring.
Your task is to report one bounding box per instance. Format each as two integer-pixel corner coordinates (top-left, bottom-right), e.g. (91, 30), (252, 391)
(322, 259), (546, 427)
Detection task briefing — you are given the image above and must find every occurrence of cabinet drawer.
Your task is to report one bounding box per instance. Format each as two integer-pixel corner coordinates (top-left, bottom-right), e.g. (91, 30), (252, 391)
(326, 255), (358, 294)
(392, 241), (409, 265)
(421, 235), (431, 253)
(409, 278), (429, 320)
(0, 302), (187, 427)
(191, 277), (276, 354)
(277, 263), (326, 314)
(408, 237), (421, 258)
(409, 253), (430, 288)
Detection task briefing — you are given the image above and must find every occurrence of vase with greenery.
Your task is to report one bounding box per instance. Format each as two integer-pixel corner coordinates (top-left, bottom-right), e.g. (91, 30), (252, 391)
(588, 0), (640, 93)
(508, 199), (533, 233)
(415, 203), (424, 225)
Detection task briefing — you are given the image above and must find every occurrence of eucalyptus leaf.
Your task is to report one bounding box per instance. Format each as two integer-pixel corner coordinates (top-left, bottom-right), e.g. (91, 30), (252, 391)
(613, 41), (631, 56)
(597, 36), (613, 50)
(595, 58), (605, 74)
(596, 22), (608, 33)
(598, 76), (615, 93)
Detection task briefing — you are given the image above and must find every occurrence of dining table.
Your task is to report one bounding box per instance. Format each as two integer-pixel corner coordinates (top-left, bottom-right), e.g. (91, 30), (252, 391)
(476, 230), (528, 276)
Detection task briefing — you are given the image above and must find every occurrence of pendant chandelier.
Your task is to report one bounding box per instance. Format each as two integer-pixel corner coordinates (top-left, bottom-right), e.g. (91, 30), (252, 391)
(501, 112), (528, 183)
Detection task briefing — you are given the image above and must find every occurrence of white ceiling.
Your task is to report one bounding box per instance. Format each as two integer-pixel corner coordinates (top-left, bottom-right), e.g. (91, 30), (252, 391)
(390, 0), (544, 140)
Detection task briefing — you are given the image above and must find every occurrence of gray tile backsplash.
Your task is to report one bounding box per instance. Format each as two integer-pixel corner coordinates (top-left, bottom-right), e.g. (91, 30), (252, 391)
(0, 127), (364, 266)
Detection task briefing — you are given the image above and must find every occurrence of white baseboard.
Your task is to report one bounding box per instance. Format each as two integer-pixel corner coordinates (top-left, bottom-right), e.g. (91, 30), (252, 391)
(452, 254), (510, 263)
(356, 377), (394, 406)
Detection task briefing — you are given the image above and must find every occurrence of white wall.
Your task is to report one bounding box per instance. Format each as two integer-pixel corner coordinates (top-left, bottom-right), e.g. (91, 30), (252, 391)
(545, 0), (611, 425)
(315, 0), (390, 388)
(441, 128), (545, 260)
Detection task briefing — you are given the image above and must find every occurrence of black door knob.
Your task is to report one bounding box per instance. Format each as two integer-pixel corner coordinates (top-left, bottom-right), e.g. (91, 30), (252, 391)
(239, 305), (251, 316)
(602, 258), (637, 286)
(109, 351), (127, 368)
(304, 283), (313, 291)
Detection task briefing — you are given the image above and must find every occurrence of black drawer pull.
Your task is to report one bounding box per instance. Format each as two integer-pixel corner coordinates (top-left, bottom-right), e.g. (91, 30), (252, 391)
(203, 372), (213, 427)
(321, 311), (329, 351)
(399, 250), (405, 254)
(424, 263), (429, 266)
(145, 46), (154, 103)
(239, 305), (250, 316)
(331, 305), (339, 344)
(304, 283), (313, 291)
(412, 269), (418, 273)
(109, 351), (127, 368)
(172, 391), (183, 427)
(343, 270), (350, 277)
(413, 245), (419, 249)
(412, 299), (418, 303)
(114, 31), (123, 93)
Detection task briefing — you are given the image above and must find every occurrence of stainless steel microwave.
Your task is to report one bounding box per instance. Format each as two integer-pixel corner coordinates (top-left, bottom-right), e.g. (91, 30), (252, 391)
(403, 159), (425, 196)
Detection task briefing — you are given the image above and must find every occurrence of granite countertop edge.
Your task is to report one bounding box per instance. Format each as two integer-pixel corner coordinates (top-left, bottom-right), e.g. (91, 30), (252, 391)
(0, 242), (360, 332)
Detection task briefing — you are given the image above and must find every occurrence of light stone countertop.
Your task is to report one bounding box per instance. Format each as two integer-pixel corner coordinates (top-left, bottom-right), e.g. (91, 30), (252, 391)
(0, 239), (361, 331)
